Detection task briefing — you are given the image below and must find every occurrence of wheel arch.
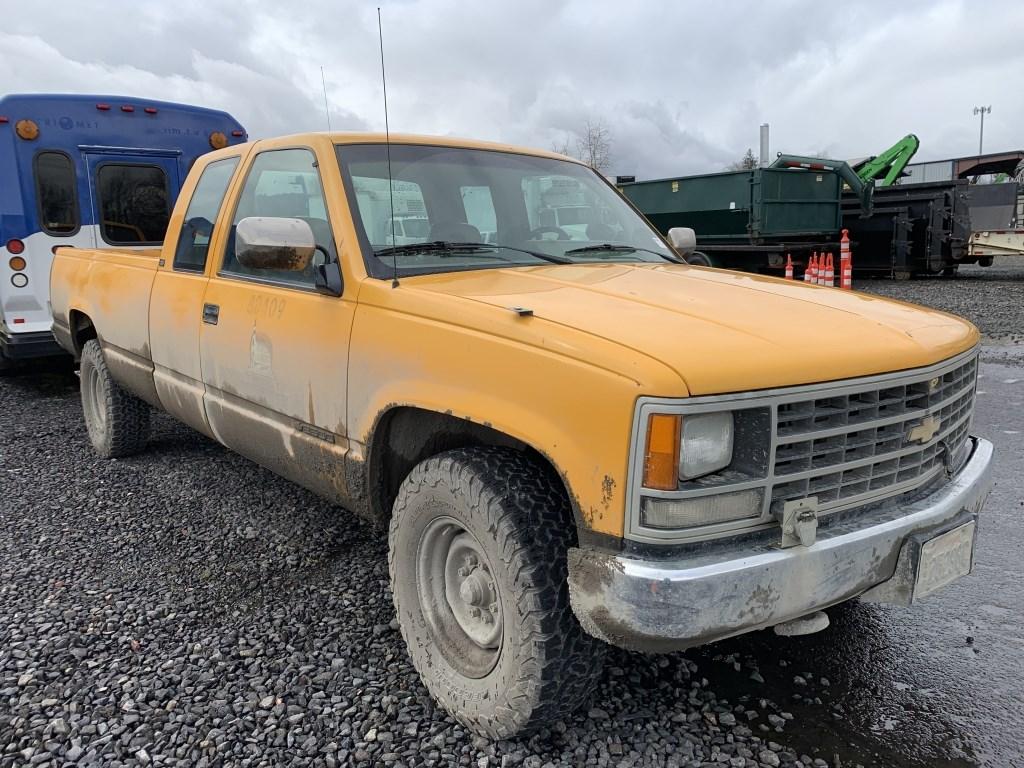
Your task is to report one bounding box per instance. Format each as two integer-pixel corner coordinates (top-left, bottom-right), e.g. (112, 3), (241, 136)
(364, 405), (584, 532)
(67, 309), (98, 358)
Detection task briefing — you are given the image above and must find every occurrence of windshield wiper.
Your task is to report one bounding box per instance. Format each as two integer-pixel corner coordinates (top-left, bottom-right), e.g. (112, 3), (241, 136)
(374, 241), (572, 265)
(564, 242), (683, 264)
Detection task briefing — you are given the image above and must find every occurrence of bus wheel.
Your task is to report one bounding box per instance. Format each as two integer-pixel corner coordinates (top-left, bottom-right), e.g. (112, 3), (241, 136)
(0, 350), (17, 376)
(80, 340), (151, 458)
(685, 251), (714, 267)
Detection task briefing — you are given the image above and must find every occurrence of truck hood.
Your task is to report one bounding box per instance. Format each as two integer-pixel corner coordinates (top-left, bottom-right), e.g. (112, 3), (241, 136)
(400, 263), (978, 396)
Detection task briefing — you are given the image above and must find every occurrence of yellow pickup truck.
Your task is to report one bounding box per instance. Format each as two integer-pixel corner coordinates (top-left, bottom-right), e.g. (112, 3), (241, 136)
(50, 132), (994, 738)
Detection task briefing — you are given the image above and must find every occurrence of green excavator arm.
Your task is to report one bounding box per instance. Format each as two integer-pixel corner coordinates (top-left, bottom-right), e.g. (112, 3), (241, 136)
(853, 134), (920, 187)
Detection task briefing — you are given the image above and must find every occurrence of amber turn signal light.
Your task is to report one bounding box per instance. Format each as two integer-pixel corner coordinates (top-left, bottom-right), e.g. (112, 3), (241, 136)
(9, 256), (27, 271)
(15, 119), (39, 140)
(643, 414), (681, 490)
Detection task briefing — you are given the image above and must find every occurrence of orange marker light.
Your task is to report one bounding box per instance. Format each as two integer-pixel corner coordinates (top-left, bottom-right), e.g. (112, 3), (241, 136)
(15, 119), (39, 141)
(643, 414), (681, 490)
(9, 256), (27, 271)
(209, 131), (228, 150)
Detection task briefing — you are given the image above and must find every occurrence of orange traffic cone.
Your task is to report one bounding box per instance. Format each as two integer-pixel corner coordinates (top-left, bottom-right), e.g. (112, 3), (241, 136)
(785, 253), (794, 280)
(840, 229), (853, 290)
(805, 253), (817, 284)
(825, 254), (835, 287)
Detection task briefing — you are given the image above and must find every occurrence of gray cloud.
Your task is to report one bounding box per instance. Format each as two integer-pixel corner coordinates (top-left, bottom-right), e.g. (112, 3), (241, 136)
(3, 0), (1021, 180)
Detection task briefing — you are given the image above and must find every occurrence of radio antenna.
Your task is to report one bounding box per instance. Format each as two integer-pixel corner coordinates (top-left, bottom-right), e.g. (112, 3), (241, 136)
(377, 7), (399, 288)
(320, 66), (332, 131)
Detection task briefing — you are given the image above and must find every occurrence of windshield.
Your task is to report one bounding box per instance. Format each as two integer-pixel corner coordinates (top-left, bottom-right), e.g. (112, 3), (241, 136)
(335, 143), (675, 278)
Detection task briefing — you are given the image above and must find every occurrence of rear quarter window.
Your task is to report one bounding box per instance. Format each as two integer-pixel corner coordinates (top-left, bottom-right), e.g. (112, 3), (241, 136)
(34, 151), (79, 236)
(96, 164), (171, 244)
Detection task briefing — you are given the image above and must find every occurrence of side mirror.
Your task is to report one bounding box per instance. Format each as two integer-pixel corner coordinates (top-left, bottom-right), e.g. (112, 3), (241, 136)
(314, 248), (344, 297)
(235, 217), (315, 272)
(667, 227), (696, 256)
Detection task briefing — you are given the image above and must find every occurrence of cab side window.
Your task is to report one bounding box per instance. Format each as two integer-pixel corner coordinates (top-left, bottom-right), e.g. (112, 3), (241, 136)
(221, 148), (333, 288)
(172, 157), (239, 272)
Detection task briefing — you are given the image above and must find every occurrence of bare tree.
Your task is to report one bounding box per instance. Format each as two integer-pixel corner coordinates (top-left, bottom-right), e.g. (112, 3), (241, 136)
(727, 148), (758, 171)
(575, 118), (612, 173)
(551, 136), (573, 157)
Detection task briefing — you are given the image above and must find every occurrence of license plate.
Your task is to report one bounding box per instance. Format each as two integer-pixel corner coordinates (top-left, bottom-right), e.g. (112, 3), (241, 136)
(915, 521), (976, 599)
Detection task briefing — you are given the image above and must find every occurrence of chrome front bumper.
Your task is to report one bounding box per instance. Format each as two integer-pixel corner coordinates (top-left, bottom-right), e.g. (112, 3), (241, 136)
(568, 436), (994, 653)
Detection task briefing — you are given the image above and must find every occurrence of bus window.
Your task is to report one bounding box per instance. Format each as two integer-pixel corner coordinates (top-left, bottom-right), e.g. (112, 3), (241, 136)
(173, 157), (239, 272)
(97, 164), (171, 244)
(34, 151), (79, 235)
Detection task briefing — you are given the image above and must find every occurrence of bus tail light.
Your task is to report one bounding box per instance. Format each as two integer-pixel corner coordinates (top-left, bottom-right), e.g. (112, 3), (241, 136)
(9, 256), (27, 271)
(121, 105), (135, 113)
(144, 107), (158, 115)
(96, 103), (111, 111)
(6, 239), (25, 255)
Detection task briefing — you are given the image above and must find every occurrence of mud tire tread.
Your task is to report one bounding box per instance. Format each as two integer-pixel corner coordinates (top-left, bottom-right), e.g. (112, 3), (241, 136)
(80, 339), (150, 458)
(388, 446), (605, 738)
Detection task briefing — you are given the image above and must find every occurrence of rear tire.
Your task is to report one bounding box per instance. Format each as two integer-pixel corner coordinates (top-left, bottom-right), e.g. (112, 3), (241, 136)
(79, 339), (150, 458)
(388, 447), (605, 738)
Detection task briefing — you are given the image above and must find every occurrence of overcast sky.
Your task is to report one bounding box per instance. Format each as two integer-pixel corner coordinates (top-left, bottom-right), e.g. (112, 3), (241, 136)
(4, 0), (1021, 179)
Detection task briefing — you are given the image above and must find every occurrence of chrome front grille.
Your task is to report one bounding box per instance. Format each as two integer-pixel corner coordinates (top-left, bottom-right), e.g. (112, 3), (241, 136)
(769, 354), (977, 515)
(626, 347), (980, 544)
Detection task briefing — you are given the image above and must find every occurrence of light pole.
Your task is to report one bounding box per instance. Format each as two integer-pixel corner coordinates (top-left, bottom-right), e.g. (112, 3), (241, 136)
(973, 105), (991, 155)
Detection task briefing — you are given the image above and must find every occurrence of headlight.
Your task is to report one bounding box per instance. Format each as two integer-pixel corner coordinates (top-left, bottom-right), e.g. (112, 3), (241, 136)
(641, 489), (763, 529)
(643, 410), (734, 489)
(633, 403), (771, 541)
(679, 412), (733, 480)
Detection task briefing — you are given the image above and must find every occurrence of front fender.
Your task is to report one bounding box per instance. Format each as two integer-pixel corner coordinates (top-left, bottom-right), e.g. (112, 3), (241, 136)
(346, 293), (685, 538)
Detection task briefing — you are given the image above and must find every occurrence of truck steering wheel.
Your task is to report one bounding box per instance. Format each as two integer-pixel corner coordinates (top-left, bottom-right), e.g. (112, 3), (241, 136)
(529, 226), (571, 241)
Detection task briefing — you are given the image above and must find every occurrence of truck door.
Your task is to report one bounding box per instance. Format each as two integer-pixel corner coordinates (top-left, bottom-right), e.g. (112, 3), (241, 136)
(198, 146), (357, 504)
(150, 154), (242, 437)
(83, 150), (181, 247)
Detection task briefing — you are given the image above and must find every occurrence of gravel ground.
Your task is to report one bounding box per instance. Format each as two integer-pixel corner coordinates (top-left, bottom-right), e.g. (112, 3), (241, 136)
(2, 264), (1022, 768)
(0, 374), (843, 768)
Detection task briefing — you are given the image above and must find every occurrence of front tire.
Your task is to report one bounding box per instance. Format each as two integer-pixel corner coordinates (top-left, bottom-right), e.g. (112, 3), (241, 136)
(80, 339), (150, 458)
(388, 447), (605, 738)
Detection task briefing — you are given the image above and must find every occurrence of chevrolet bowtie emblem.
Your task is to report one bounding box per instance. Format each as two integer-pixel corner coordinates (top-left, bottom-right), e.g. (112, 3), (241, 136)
(907, 415), (941, 444)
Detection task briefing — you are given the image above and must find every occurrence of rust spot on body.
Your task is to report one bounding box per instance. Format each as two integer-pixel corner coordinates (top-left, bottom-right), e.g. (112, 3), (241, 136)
(601, 474), (616, 508)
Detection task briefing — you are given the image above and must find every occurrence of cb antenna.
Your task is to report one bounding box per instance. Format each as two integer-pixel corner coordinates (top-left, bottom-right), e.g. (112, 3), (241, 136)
(377, 7), (399, 288)
(320, 66), (332, 131)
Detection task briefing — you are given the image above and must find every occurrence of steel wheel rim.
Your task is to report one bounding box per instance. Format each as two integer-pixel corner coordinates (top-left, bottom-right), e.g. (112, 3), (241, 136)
(84, 362), (106, 432)
(416, 516), (503, 678)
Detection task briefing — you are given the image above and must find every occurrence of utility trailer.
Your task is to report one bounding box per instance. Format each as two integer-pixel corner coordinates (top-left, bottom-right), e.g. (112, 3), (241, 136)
(840, 181), (1018, 277)
(967, 182), (1023, 264)
(620, 156), (871, 271)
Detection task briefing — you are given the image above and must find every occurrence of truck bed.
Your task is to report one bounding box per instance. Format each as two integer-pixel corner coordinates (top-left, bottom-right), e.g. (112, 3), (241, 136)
(50, 246), (161, 365)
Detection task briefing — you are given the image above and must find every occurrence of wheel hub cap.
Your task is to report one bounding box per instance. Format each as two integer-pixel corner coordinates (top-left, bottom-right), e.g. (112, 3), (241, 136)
(443, 533), (502, 649)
